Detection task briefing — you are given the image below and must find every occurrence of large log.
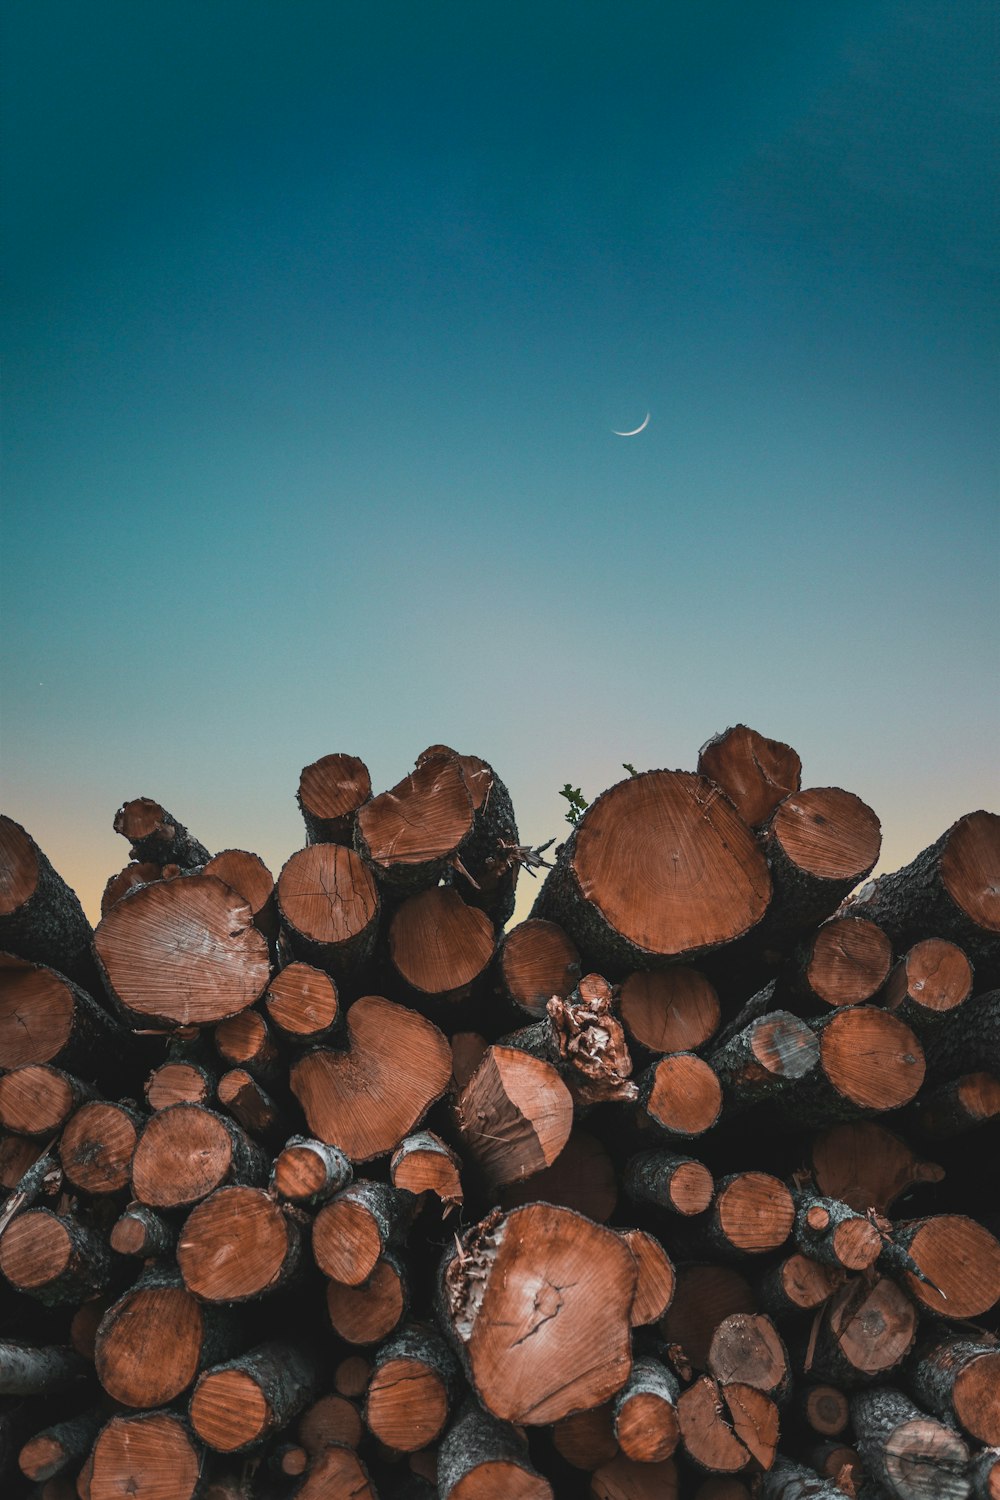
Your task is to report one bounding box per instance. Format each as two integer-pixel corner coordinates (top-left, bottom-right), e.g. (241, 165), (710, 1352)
(177, 1184), (302, 1301)
(0, 817), (97, 988)
(355, 756), (475, 896)
(276, 844), (380, 978)
(907, 1334), (1000, 1446)
(851, 1386), (970, 1500)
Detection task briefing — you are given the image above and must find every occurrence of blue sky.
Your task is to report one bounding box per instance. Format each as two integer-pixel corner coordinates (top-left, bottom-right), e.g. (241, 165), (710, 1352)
(2, 1), (997, 921)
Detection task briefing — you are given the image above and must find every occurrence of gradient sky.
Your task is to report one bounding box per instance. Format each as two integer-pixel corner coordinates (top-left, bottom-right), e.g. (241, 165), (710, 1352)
(2, 1), (997, 926)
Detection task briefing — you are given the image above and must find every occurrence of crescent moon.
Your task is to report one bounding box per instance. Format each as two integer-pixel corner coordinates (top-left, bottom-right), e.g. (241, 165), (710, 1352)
(612, 412), (650, 436)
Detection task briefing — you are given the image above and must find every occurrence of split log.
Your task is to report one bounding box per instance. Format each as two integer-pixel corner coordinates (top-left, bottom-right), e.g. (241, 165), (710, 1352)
(388, 888), (496, 1003)
(89, 1411), (203, 1500)
(845, 810), (1000, 989)
(619, 1228), (675, 1324)
(190, 1342), (319, 1452)
(264, 962), (340, 1043)
(623, 1148), (714, 1217)
(793, 1193), (883, 1272)
(708, 1008), (820, 1114)
(59, 1101), (143, 1196)
(884, 1215), (1000, 1318)
(436, 1397), (553, 1499)
(454, 1044), (573, 1189)
(177, 1184), (302, 1301)
(779, 1007), (925, 1126)
(907, 1335), (1000, 1445)
(531, 769), (772, 975)
(276, 844), (380, 979)
(290, 994), (451, 1161)
(809, 1276), (918, 1386)
(638, 1051), (722, 1136)
(497, 918), (580, 1019)
(113, 798), (210, 868)
(390, 1132), (463, 1210)
(0, 817), (96, 987)
(697, 724), (802, 828)
(783, 916), (893, 1011)
(619, 967), (721, 1055)
(18, 1410), (102, 1484)
(130, 1102), (268, 1209)
(364, 1322), (462, 1452)
(325, 1250), (409, 1345)
(612, 1354), (679, 1462)
(0, 1063), (95, 1137)
(94, 872), (271, 1027)
(0, 1208), (110, 1306)
(312, 1181), (416, 1286)
(439, 1204), (637, 1425)
(810, 1121), (944, 1214)
(0, 1341), (88, 1395)
(850, 1386), (970, 1500)
(500, 1128), (618, 1222)
(416, 746), (521, 925)
(297, 753), (372, 845)
(355, 756), (474, 895)
(908, 1071), (1000, 1138)
(271, 1136), (352, 1206)
(677, 1374), (769, 1473)
(0, 953), (125, 1075)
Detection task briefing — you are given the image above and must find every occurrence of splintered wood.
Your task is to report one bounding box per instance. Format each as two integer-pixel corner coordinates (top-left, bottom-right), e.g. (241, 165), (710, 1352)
(0, 727), (998, 1499)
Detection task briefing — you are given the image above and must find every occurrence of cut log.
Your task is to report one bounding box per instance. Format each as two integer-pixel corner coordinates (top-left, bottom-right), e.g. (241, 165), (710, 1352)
(0, 1341), (87, 1396)
(0, 1063), (94, 1137)
(290, 994), (451, 1161)
(619, 1228), (675, 1324)
(388, 887), (496, 1002)
(109, 1204), (176, 1259)
(355, 757), (474, 895)
(130, 1102), (267, 1209)
(89, 1411), (203, 1500)
(271, 1136), (352, 1206)
(851, 1386), (970, 1500)
(810, 1276), (918, 1385)
(214, 1009), (279, 1082)
(94, 872), (271, 1027)
(638, 1051), (722, 1136)
(972, 1448), (1000, 1500)
(780, 1007), (925, 1126)
(846, 810), (1000, 989)
(18, 1410), (101, 1483)
(101, 861), (163, 913)
(95, 1266), (240, 1409)
(264, 962), (340, 1043)
(113, 798), (210, 868)
(698, 725), (802, 828)
(454, 1044), (573, 1189)
(590, 1453), (680, 1498)
(785, 916), (893, 1010)
(612, 1355), (679, 1462)
(178, 1184), (301, 1301)
(624, 1148), (715, 1217)
(497, 918), (581, 1019)
(59, 1101), (142, 1196)
(416, 746), (522, 925)
(810, 1122), (944, 1214)
(202, 848), (277, 937)
(390, 1132), (463, 1210)
(0, 1208), (110, 1306)
(708, 1008), (820, 1114)
(552, 1403), (618, 1470)
(276, 844), (380, 978)
(709, 1173), (795, 1256)
(436, 1398), (553, 1499)
(908, 1071), (1000, 1138)
(312, 1181), (415, 1287)
(0, 1132), (50, 1191)
(0, 953), (124, 1074)
(292, 1443), (378, 1500)
(190, 1342), (318, 1452)
(531, 769), (772, 975)
(216, 1068), (285, 1142)
(334, 1356), (372, 1398)
(0, 816), (96, 987)
(325, 1250), (408, 1345)
(880, 939), (973, 1035)
(800, 1385), (851, 1438)
(907, 1335), (1000, 1445)
(298, 1393), (364, 1454)
(676, 1375), (752, 1473)
(297, 753), (372, 845)
(619, 967), (721, 1055)
(500, 1128), (618, 1223)
(793, 1193), (882, 1272)
(144, 1059), (215, 1109)
(364, 1322), (461, 1452)
(440, 1203), (637, 1425)
(707, 1312), (790, 1403)
(885, 1215), (1000, 1318)
(757, 1254), (844, 1321)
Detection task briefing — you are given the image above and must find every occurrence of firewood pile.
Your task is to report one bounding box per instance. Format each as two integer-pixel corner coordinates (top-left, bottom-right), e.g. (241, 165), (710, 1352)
(0, 727), (998, 1500)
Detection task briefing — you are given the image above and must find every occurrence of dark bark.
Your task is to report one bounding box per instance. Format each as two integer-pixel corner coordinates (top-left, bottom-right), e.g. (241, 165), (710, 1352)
(851, 1386), (970, 1500)
(113, 798), (211, 868)
(0, 818), (99, 992)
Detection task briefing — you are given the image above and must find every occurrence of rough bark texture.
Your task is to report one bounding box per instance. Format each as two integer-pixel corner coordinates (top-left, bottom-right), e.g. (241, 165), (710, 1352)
(851, 1386), (970, 1500)
(297, 752), (372, 845)
(0, 817), (97, 988)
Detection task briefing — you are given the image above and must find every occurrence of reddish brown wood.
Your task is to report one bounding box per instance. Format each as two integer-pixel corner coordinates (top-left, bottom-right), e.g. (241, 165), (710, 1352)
(95, 1267), (237, 1409)
(660, 1265), (757, 1370)
(334, 1356), (372, 1398)
(0, 953), (122, 1073)
(203, 849), (276, 936)
(271, 1136), (352, 1205)
(113, 799), (209, 868)
(757, 1254), (844, 1320)
(801, 1385), (851, 1438)
(881, 938), (973, 1031)
(639, 1051), (723, 1136)
(450, 1031), (489, 1093)
(790, 915), (893, 1009)
(0, 1063), (94, 1136)
(811, 1275), (918, 1384)
(60, 1101), (141, 1195)
(787, 1006), (925, 1125)
(707, 1313), (790, 1402)
(355, 757), (475, 893)
(391, 1131), (463, 1209)
(810, 1120), (944, 1213)
(313, 1181), (415, 1286)
(298, 1393), (364, 1454)
(590, 1453), (680, 1498)
(89, 1411), (202, 1500)
(292, 1443), (378, 1499)
(620, 1228), (675, 1324)
(325, 1252), (408, 1345)
(455, 1044), (573, 1189)
(624, 1148), (715, 1217)
(793, 1193), (882, 1272)
(620, 967), (721, 1054)
(0, 816), (96, 985)
(756, 787), (882, 945)
(131, 1102), (267, 1209)
(551, 1404), (618, 1470)
(613, 1355), (679, 1462)
(264, 961), (340, 1042)
(389, 887), (496, 1001)
(677, 1376), (752, 1473)
(189, 1342), (318, 1452)
(101, 861), (163, 913)
(415, 746), (522, 924)
(364, 1323), (460, 1452)
(297, 753), (372, 844)
(500, 1127), (618, 1222)
(910, 1070), (1000, 1137)
(711, 1172), (795, 1256)
(18, 1410), (101, 1483)
(436, 1397), (553, 1498)
(0, 1207), (110, 1306)
(908, 1334), (1000, 1445)
(851, 1387), (969, 1500)
(698, 725), (802, 828)
(109, 1203), (176, 1258)
(178, 1184), (301, 1301)
(498, 918), (581, 1018)
(276, 843), (380, 977)
(889, 1214), (1000, 1318)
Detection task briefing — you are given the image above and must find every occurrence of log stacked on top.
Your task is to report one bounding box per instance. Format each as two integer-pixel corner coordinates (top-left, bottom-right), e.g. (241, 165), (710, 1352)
(0, 730), (998, 1500)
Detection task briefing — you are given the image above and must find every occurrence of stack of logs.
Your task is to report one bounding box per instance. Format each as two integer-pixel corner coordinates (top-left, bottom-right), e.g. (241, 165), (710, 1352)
(0, 727), (998, 1500)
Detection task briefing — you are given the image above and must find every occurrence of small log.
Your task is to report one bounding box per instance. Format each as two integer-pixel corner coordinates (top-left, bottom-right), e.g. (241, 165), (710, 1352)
(885, 1215), (1000, 1318)
(388, 887), (496, 1002)
(0, 1063), (95, 1137)
(0, 1208), (110, 1306)
(972, 1449), (1000, 1500)
(297, 752), (372, 845)
(552, 1403), (618, 1470)
(214, 1009), (279, 1083)
(0, 1342), (87, 1396)
(623, 1148), (714, 1217)
(612, 1355), (679, 1462)
(780, 1007), (925, 1126)
(500, 1127), (618, 1222)
(708, 1008), (820, 1114)
(851, 1386), (970, 1500)
(94, 872), (271, 1028)
(113, 798), (210, 868)
(793, 1193), (882, 1272)
(760, 1456), (853, 1498)
(757, 1254), (844, 1321)
(676, 1375), (752, 1473)
(298, 1393), (364, 1454)
(880, 939), (973, 1035)
(130, 1102), (268, 1209)
(619, 967), (721, 1055)
(275, 844), (380, 979)
(709, 1172), (795, 1256)
(0, 1144), (61, 1228)
(264, 962), (340, 1043)
(89, 1411), (203, 1500)
(497, 918), (580, 1019)
(216, 1069), (285, 1143)
(364, 1322), (462, 1452)
(531, 769), (772, 975)
(355, 757), (474, 895)
(292, 1443), (378, 1499)
(60, 1101), (143, 1196)
(698, 724), (802, 828)
(334, 1356), (372, 1398)
(800, 1385), (851, 1438)
(845, 809), (1000, 990)
(190, 1342), (319, 1452)
(619, 1228), (675, 1324)
(809, 1276), (918, 1386)
(203, 849), (277, 937)
(144, 1058), (215, 1110)
(440, 1203), (637, 1425)
(0, 953), (125, 1074)
(178, 1184), (301, 1302)
(708, 1313), (790, 1402)
(325, 1251), (408, 1345)
(436, 1397), (553, 1499)
(18, 1411), (102, 1483)
(907, 1335), (1000, 1446)
(638, 1051), (722, 1136)
(95, 1264), (241, 1409)
(313, 1181), (416, 1286)
(810, 1121), (944, 1214)
(416, 746), (521, 924)
(0, 817), (96, 987)
(784, 916), (892, 1011)
(271, 1136), (352, 1206)
(590, 1453), (680, 1498)
(290, 994), (451, 1161)
(101, 861), (163, 913)
(109, 1203), (176, 1258)
(908, 1071), (1000, 1138)
(390, 1132), (463, 1210)
(454, 1044), (573, 1189)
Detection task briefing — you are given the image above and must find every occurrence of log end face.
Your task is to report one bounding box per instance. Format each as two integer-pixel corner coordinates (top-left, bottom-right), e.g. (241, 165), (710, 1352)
(191, 1367), (269, 1451)
(0, 816), (40, 913)
(941, 809), (1000, 932)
